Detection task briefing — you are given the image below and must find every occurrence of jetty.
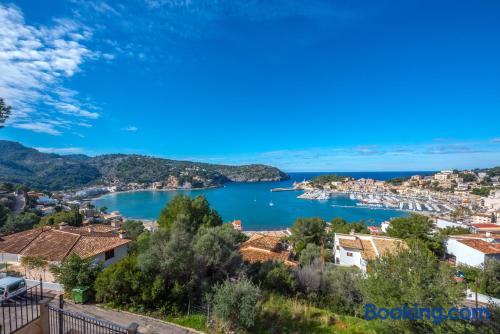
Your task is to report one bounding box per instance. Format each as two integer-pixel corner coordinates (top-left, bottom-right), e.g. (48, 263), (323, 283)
(270, 187), (297, 192)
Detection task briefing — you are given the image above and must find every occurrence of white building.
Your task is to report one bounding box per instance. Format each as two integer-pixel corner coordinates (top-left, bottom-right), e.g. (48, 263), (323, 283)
(445, 234), (500, 267)
(471, 213), (494, 225)
(333, 233), (406, 273)
(436, 218), (467, 230)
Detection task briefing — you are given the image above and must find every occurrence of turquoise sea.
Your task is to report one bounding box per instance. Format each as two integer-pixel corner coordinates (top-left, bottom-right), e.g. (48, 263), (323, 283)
(93, 172), (433, 230)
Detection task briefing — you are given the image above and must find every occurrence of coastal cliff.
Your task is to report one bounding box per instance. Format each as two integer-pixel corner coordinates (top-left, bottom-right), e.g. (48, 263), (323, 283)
(0, 140), (289, 191)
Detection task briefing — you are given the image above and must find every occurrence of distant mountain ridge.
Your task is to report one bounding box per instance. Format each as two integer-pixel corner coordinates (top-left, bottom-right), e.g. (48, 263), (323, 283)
(0, 140), (289, 191)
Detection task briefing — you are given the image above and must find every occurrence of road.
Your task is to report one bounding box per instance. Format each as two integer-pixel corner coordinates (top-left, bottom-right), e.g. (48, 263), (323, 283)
(59, 301), (203, 334)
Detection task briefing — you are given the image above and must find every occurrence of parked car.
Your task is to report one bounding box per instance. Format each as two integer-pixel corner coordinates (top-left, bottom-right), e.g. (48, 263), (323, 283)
(0, 277), (27, 304)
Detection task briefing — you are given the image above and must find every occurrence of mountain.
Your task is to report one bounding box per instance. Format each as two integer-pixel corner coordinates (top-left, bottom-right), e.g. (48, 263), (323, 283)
(0, 140), (289, 191)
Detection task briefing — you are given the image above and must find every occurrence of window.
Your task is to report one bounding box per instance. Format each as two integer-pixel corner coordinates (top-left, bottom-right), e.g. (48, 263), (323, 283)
(8, 283), (19, 292)
(346, 252), (353, 257)
(336, 245), (340, 250)
(335, 257), (340, 264)
(104, 249), (115, 260)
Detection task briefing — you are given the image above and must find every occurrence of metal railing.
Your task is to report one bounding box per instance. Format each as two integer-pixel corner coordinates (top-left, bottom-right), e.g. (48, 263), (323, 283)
(0, 279), (43, 334)
(47, 303), (133, 334)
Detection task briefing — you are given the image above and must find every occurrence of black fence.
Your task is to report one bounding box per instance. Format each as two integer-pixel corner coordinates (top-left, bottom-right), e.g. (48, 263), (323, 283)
(47, 304), (132, 334)
(0, 280), (44, 334)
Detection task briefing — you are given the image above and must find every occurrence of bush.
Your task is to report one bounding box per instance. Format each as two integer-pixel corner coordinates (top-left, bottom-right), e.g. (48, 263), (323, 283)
(263, 265), (297, 295)
(212, 277), (261, 330)
(51, 254), (102, 293)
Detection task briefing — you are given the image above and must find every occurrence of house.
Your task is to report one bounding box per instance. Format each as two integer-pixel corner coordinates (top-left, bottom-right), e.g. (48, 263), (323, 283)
(445, 233), (500, 267)
(240, 233), (297, 267)
(471, 213), (494, 225)
(230, 220), (243, 231)
(470, 223), (500, 234)
(367, 226), (382, 235)
(333, 233), (407, 273)
(0, 223), (131, 280)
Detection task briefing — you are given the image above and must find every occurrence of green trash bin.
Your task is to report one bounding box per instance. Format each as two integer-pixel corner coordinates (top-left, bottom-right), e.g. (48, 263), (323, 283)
(72, 286), (90, 304)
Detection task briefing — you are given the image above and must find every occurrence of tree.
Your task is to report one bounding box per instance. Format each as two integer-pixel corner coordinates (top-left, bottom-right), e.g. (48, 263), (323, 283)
(0, 97), (11, 128)
(212, 277), (261, 331)
(51, 254), (102, 293)
(192, 224), (243, 287)
(158, 195), (222, 232)
(99, 206), (108, 213)
(320, 265), (363, 316)
(329, 217), (368, 234)
(360, 240), (463, 333)
(290, 217), (326, 253)
(94, 255), (146, 306)
(0, 212), (40, 235)
(480, 259), (500, 298)
(39, 209), (83, 227)
(0, 202), (10, 229)
(299, 243), (321, 266)
(20, 256), (48, 280)
(122, 220), (145, 240)
(262, 264), (297, 295)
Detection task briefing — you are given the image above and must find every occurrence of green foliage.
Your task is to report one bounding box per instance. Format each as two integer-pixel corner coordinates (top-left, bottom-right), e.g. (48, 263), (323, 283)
(320, 265), (364, 316)
(385, 176), (410, 186)
(459, 173), (476, 182)
(0, 202), (10, 229)
(212, 277), (261, 330)
(329, 217), (369, 234)
(385, 214), (445, 255)
(0, 212), (40, 235)
(360, 240), (463, 333)
(121, 220), (145, 240)
(0, 140), (288, 191)
(310, 174), (349, 188)
(94, 256), (146, 306)
(39, 209), (83, 227)
(472, 187), (493, 197)
(20, 256), (48, 271)
(0, 97), (11, 128)
(300, 243), (321, 266)
(51, 254), (102, 293)
(291, 217), (327, 253)
(263, 265), (297, 296)
(158, 195), (222, 232)
(480, 259), (500, 298)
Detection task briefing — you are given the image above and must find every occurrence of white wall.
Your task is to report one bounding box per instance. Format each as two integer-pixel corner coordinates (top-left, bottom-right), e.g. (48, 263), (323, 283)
(436, 219), (466, 230)
(446, 239), (485, 267)
(91, 244), (129, 268)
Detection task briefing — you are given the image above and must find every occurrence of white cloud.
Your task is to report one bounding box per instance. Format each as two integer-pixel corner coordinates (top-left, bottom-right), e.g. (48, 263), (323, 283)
(492, 138), (500, 143)
(122, 126), (138, 132)
(35, 146), (83, 154)
(0, 4), (102, 135)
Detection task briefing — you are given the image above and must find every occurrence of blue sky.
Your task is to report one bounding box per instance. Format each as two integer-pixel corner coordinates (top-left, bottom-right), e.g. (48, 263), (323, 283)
(0, 0), (499, 171)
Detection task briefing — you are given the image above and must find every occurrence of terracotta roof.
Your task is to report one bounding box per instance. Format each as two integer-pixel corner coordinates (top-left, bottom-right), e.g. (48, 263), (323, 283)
(339, 239), (363, 250)
(241, 234), (284, 252)
(0, 225), (130, 262)
(337, 234), (406, 261)
(240, 233), (297, 267)
(457, 239), (500, 255)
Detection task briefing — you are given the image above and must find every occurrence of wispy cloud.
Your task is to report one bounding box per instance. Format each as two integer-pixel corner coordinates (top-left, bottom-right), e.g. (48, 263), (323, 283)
(492, 138), (500, 143)
(35, 147), (83, 154)
(0, 4), (103, 135)
(122, 126), (138, 132)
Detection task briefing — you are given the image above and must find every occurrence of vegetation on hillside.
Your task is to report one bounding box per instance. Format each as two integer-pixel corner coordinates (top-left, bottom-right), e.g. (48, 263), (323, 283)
(0, 97), (11, 128)
(0, 140), (288, 191)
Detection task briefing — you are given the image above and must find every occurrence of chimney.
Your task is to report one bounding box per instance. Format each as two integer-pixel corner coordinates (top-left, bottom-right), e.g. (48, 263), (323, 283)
(350, 229), (355, 236)
(59, 222), (68, 230)
(118, 230), (127, 239)
(87, 226), (94, 233)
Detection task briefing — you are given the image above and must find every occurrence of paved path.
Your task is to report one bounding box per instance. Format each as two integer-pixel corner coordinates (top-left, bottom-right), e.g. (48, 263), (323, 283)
(59, 301), (203, 334)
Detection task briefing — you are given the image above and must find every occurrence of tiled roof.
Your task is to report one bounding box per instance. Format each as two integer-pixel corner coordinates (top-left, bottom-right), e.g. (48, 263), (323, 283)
(0, 225), (130, 262)
(240, 233), (297, 267)
(241, 234), (284, 252)
(337, 234), (406, 261)
(457, 239), (500, 255)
